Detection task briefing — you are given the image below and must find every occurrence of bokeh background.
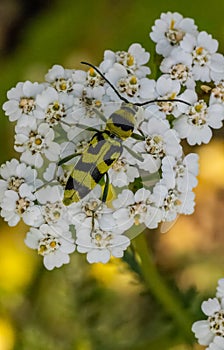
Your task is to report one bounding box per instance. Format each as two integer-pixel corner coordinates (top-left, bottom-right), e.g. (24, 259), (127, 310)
(1, 0), (224, 349)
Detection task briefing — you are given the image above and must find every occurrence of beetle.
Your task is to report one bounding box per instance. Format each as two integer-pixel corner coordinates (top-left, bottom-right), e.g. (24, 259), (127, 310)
(62, 62), (190, 206)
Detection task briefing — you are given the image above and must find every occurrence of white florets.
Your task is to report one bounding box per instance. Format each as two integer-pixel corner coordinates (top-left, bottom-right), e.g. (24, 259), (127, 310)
(173, 90), (224, 145)
(76, 219), (130, 263)
(132, 116), (182, 173)
(0, 11), (223, 270)
(180, 31), (224, 82)
(100, 43), (151, 78)
(2, 81), (45, 127)
(150, 12), (198, 57)
(25, 223), (76, 270)
(192, 279), (224, 349)
(15, 122), (61, 168)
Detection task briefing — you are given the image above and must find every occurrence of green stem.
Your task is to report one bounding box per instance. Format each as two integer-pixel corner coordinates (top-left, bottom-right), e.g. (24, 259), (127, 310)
(133, 232), (194, 343)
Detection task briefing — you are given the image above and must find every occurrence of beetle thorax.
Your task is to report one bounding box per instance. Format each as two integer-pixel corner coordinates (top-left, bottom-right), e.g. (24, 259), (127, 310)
(105, 103), (137, 140)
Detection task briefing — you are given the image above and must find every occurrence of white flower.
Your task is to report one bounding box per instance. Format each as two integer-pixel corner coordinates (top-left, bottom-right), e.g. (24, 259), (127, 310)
(113, 188), (162, 231)
(76, 219), (129, 264)
(85, 65), (106, 89)
(144, 75), (181, 119)
(1, 187), (42, 227)
(180, 31), (224, 82)
(66, 66), (107, 126)
(15, 122), (60, 168)
(133, 117), (182, 173)
(164, 189), (195, 221)
(69, 84), (107, 129)
(25, 224), (76, 270)
(105, 63), (156, 103)
(150, 12), (198, 57)
(2, 81), (45, 127)
(108, 148), (139, 187)
(207, 337), (224, 350)
(0, 158), (41, 202)
(43, 162), (68, 186)
(66, 186), (105, 230)
(192, 297), (224, 348)
(151, 180), (195, 222)
(43, 162), (59, 182)
(160, 47), (195, 89)
(45, 64), (75, 93)
(216, 279), (224, 299)
(210, 81), (224, 106)
(35, 185), (70, 226)
(35, 86), (74, 127)
(71, 69), (88, 96)
(161, 153), (199, 193)
(173, 90), (224, 145)
(100, 43), (151, 78)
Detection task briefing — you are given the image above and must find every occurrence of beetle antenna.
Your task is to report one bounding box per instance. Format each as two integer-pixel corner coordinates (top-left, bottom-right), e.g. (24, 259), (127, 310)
(81, 61), (130, 103)
(135, 98), (191, 107)
(81, 61), (191, 107)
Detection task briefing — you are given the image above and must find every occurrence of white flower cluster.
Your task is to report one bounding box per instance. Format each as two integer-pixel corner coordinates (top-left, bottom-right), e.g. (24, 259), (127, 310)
(1, 11), (223, 270)
(150, 11), (224, 145)
(192, 279), (224, 349)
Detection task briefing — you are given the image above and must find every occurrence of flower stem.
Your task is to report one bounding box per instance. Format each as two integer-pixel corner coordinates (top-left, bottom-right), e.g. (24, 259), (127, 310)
(133, 232), (194, 343)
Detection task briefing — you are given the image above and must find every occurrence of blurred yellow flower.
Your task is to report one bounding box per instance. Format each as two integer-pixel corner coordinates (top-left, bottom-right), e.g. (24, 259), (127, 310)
(198, 139), (224, 187)
(0, 319), (14, 350)
(90, 258), (141, 295)
(0, 223), (38, 293)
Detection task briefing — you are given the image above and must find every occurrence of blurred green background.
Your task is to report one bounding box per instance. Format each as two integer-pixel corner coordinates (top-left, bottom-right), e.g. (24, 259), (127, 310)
(1, 0), (224, 349)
